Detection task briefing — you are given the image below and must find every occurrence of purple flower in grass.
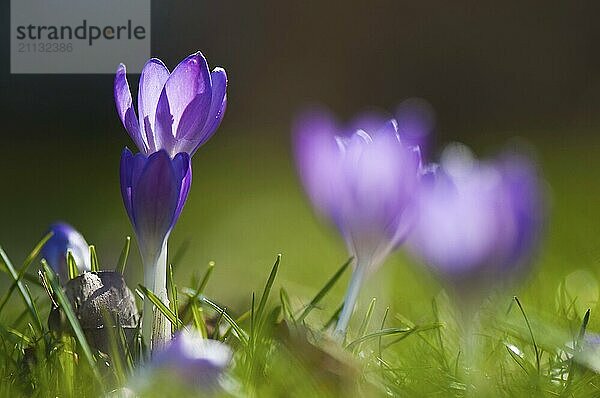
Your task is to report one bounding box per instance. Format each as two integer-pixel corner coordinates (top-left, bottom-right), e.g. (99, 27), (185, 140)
(120, 148), (191, 350)
(151, 330), (232, 390)
(40, 222), (90, 281)
(346, 98), (435, 158)
(115, 52), (227, 157)
(129, 329), (232, 395)
(408, 144), (544, 302)
(293, 108), (423, 337)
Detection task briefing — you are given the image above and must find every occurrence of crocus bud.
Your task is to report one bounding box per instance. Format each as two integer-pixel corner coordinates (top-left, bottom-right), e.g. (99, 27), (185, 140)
(408, 144), (545, 300)
(293, 108), (423, 336)
(130, 329), (232, 394)
(40, 222), (90, 281)
(114, 52), (227, 157)
(120, 148), (191, 266)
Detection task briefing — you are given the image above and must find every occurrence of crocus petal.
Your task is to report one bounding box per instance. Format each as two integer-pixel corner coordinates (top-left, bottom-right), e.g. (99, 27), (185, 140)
(138, 59), (170, 153)
(114, 64), (146, 153)
(131, 151), (180, 258)
(293, 109), (343, 218)
(41, 222), (91, 280)
(173, 94), (212, 153)
(154, 52), (212, 155)
(120, 148), (147, 224)
(294, 109), (421, 270)
(190, 67), (228, 155)
(407, 144), (544, 287)
(146, 329), (232, 391)
(171, 152), (192, 228)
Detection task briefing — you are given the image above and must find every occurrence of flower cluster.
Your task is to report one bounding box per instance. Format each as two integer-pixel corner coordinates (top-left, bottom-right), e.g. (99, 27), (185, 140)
(293, 108), (544, 336)
(106, 49), (545, 384)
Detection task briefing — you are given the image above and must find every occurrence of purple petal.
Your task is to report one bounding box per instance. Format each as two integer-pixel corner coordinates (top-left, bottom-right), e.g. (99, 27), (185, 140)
(173, 94), (212, 152)
(150, 329), (232, 391)
(171, 152), (192, 227)
(154, 52), (212, 154)
(120, 147), (136, 221)
(131, 151), (180, 256)
(348, 111), (390, 135)
(41, 222), (91, 280)
(293, 109), (343, 218)
(138, 59), (170, 153)
(114, 64), (146, 153)
(190, 68), (228, 155)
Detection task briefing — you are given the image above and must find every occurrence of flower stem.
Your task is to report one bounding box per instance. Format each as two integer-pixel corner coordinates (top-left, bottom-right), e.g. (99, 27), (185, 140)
(142, 241), (171, 355)
(334, 262), (367, 341)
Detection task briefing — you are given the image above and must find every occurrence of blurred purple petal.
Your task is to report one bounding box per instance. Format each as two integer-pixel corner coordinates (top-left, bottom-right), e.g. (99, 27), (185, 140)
(293, 108), (421, 269)
(40, 222), (90, 280)
(149, 329), (232, 391)
(408, 143), (545, 287)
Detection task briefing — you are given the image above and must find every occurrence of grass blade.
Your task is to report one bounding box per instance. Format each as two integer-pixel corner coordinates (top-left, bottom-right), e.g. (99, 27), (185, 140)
(89, 245), (99, 272)
(199, 296), (249, 344)
(0, 232), (52, 313)
(0, 247), (43, 332)
(190, 299), (208, 338)
(256, 254), (281, 322)
(67, 250), (79, 279)
(167, 263), (179, 334)
(297, 257), (352, 322)
(353, 297), (376, 354)
(116, 236), (131, 274)
(279, 287), (295, 322)
(137, 285), (183, 328)
(513, 296), (540, 375)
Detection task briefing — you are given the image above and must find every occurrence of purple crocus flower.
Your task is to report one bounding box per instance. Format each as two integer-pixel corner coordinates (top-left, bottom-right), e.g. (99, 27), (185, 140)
(293, 108), (422, 337)
(114, 52), (227, 157)
(120, 147), (192, 349)
(408, 144), (544, 299)
(149, 329), (232, 391)
(40, 222), (90, 281)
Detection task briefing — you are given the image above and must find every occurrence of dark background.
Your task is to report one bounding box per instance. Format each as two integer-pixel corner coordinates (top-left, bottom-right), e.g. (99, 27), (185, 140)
(1, 1), (599, 312)
(2, 1), (600, 137)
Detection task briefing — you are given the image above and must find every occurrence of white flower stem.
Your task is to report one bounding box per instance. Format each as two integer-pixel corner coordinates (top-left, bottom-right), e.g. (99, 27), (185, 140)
(142, 240), (172, 355)
(334, 261), (367, 341)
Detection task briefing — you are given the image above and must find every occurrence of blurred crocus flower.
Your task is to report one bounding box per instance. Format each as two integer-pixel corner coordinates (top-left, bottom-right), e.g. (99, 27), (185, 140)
(40, 222), (90, 281)
(293, 108), (423, 337)
(120, 148), (192, 350)
(347, 98), (435, 158)
(114, 51), (227, 157)
(408, 144), (544, 300)
(130, 329), (232, 394)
